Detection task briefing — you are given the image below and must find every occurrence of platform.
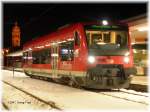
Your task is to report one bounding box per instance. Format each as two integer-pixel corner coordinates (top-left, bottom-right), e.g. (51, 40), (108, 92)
(129, 76), (148, 92)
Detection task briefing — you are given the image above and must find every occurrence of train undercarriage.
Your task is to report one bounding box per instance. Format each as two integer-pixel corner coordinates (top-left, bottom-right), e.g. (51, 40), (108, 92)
(24, 65), (133, 89)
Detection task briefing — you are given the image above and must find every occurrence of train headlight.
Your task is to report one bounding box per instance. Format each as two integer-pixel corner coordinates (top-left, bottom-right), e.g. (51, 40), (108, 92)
(125, 52), (130, 56)
(102, 20), (108, 25)
(88, 56), (95, 63)
(124, 57), (129, 64)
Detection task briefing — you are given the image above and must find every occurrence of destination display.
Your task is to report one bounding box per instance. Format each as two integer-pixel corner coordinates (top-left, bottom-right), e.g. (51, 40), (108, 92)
(85, 25), (128, 30)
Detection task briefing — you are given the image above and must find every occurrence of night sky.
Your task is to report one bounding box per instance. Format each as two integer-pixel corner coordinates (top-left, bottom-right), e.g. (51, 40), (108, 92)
(3, 2), (147, 49)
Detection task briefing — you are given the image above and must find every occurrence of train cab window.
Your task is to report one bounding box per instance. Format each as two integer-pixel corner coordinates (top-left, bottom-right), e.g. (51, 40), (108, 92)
(92, 33), (103, 44)
(115, 32), (127, 48)
(74, 32), (80, 46)
(86, 33), (90, 46)
(60, 41), (74, 61)
(103, 32), (110, 43)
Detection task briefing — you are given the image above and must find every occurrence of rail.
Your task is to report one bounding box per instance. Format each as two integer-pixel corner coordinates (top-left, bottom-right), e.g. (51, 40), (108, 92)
(2, 80), (62, 110)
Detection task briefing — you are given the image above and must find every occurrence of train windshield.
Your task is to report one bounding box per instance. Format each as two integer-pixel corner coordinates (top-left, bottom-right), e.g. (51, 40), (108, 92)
(84, 25), (129, 55)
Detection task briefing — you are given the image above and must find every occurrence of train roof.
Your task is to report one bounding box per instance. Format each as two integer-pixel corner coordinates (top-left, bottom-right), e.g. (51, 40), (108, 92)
(23, 21), (128, 48)
(23, 22), (81, 47)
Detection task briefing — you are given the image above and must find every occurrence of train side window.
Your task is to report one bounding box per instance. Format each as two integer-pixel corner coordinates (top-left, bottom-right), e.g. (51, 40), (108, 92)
(60, 41), (74, 61)
(32, 49), (51, 64)
(41, 49), (51, 64)
(74, 31), (80, 46)
(23, 52), (28, 63)
(68, 41), (74, 61)
(60, 42), (68, 61)
(32, 51), (40, 64)
(41, 50), (46, 64)
(45, 49), (51, 64)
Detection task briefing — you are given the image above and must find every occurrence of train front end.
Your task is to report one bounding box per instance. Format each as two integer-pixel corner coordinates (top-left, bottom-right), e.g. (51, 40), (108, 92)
(84, 21), (137, 89)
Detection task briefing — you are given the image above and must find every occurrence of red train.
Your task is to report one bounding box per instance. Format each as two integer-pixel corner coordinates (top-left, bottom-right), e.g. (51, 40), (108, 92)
(23, 20), (136, 89)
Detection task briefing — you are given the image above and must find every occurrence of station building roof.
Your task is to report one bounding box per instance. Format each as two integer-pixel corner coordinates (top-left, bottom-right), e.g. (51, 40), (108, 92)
(121, 13), (148, 44)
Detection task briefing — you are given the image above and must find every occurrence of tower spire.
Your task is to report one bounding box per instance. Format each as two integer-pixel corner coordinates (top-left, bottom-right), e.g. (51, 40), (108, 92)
(12, 21), (21, 49)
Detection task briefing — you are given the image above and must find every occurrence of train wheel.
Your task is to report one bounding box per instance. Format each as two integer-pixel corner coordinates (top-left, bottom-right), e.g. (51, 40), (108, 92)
(68, 78), (81, 88)
(117, 88), (120, 91)
(59, 77), (70, 84)
(30, 75), (36, 79)
(68, 80), (74, 87)
(43, 77), (48, 81)
(47, 78), (53, 82)
(30, 75), (33, 78)
(52, 78), (60, 83)
(24, 72), (31, 76)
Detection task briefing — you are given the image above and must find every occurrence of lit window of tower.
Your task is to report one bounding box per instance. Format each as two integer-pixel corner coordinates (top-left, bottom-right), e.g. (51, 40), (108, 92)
(12, 21), (21, 47)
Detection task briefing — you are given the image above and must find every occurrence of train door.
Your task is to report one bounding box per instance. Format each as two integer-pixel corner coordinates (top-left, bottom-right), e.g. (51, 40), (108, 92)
(73, 31), (81, 70)
(51, 44), (59, 78)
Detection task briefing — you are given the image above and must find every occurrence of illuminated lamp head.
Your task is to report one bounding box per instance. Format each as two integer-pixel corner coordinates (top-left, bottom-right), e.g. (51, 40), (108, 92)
(88, 56), (95, 64)
(124, 57), (129, 64)
(102, 20), (108, 25)
(124, 52), (130, 64)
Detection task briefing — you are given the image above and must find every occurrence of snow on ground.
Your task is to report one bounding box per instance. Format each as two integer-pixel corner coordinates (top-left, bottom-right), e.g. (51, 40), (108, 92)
(1, 70), (149, 111)
(2, 83), (53, 111)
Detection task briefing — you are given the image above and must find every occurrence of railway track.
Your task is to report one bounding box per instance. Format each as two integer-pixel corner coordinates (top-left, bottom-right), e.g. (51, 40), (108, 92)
(2, 102), (9, 110)
(27, 73), (149, 102)
(32, 75), (149, 105)
(2, 80), (62, 110)
(119, 89), (148, 97)
(44, 77), (149, 106)
(98, 90), (149, 105)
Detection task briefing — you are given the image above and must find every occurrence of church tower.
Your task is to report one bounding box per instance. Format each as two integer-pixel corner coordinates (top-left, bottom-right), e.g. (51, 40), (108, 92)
(12, 21), (21, 47)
